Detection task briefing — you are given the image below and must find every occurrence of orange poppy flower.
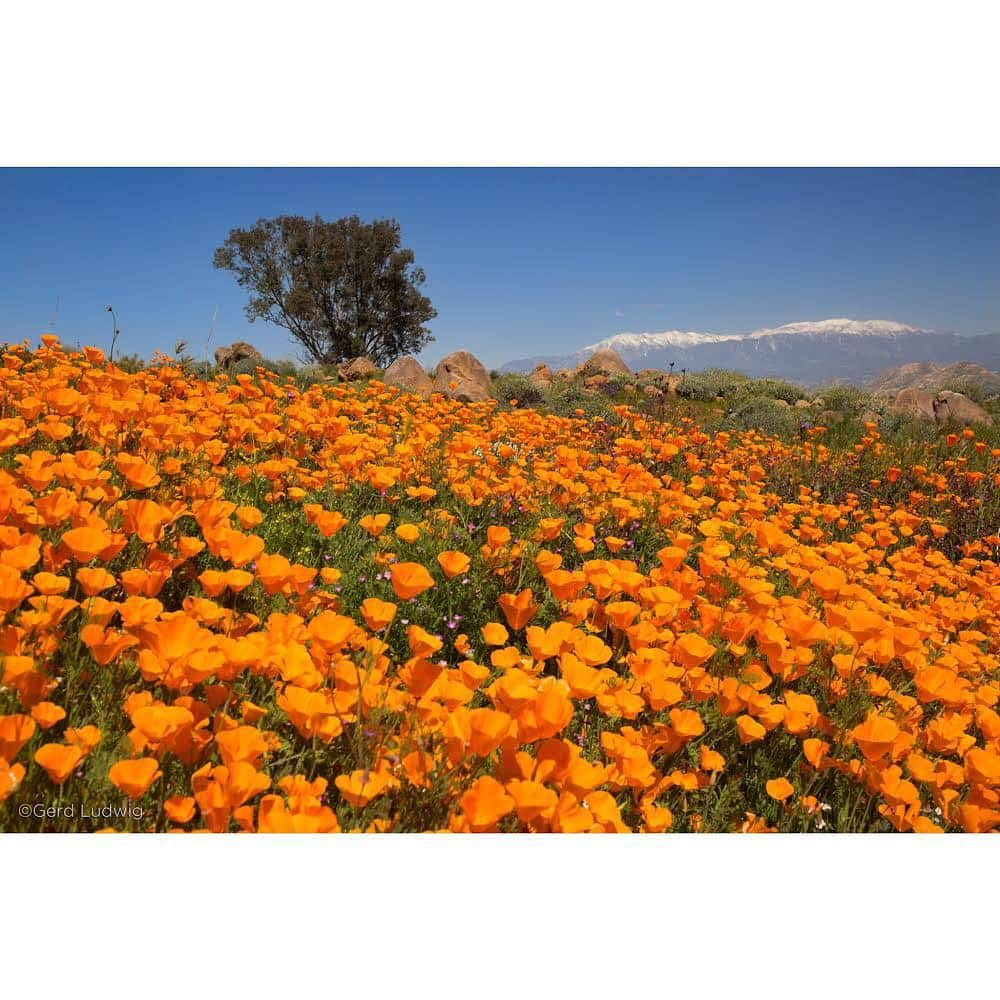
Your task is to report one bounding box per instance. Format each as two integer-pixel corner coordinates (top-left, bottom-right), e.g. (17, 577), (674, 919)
(459, 775), (515, 831)
(395, 523), (420, 543)
(109, 757), (162, 798)
(34, 743), (84, 785)
(359, 513), (391, 536)
(164, 795), (197, 824)
(765, 777), (794, 802)
(61, 526), (113, 562)
(389, 562), (435, 600)
(498, 588), (538, 631)
(0, 714), (37, 760)
(437, 550), (471, 578)
(30, 702), (66, 730)
(360, 598), (397, 632)
(736, 715), (766, 745)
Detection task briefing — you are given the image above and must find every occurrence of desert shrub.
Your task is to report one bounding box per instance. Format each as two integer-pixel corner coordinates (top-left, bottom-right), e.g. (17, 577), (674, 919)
(185, 360), (215, 381)
(937, 380), (988, 405)
(604, 373), (635, 395)
(492, 373), (546, 409)
(228, 356), (298, 379)
(544, 382), (619, 422)
(676, 368), (750, 402)
(723, 397), (800, 437)
(294, 364), (337, 388)
(876, 411), (943, 444)
(115, 353), (145, 374)
(736, 377), (805, 404)
(814, 383), (872, 417)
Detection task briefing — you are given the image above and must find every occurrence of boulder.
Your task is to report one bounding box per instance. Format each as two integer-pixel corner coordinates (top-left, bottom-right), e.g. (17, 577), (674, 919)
(933, 391), (994, 426)
(638, 369), (680, 394)
(338, 356), (378, 381)
(583, 374), (612, 395)
(577, 348), (631, 378)
(794, 399), (811, 409)
(643, 384), (664, 400)
(529, 363), (553, 389)
(215, 340), (262, 370)
(433, 350), (492, 403)
(774, 399), (790, 408)
(383, 356), (434, 399)
(891, 388), (937, 421)
(556, 368), (574, 383)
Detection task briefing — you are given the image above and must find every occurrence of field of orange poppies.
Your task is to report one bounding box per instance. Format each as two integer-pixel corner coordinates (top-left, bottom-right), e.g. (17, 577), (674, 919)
(1, 336), (998, 833)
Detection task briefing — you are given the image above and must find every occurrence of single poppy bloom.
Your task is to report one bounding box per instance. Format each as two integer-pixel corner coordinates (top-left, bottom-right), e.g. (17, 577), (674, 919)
(30, 702), (66, 730)
(736, 715), (766, 745)
(395, 523), (420, 543)
(459, 775), (515, 831)
(34, 743), (84, 785)
(109, 757), (162, 798)
(765, 777), (794, 802)
(437, 550), (471, 579)
(498, 588), (538, 631)
(164, 796), (197, 824)
(61, 526), (113, 563)
(0, 714), (37, 760)
(389, 562), (435, 600)
(360, 597), (397, 632)
(359, 513), (391, 537)
(481, 621), (509, 646)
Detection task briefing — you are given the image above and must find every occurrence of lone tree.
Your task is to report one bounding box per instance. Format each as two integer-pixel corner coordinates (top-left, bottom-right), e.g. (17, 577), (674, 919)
(213, 214), (436, 367)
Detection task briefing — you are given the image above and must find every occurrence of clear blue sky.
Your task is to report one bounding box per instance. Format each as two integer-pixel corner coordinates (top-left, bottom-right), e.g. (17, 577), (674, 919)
(1, 168), (997, 368)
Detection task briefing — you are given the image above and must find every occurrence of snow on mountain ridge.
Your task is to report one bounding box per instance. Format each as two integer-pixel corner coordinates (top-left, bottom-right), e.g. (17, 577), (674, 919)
(586, 319), (930, 355)
(584, 329), (741, 351)
(748, 318), (928, 339)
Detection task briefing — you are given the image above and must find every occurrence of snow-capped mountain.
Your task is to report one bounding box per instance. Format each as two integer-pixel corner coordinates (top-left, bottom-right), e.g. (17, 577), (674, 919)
(501, 318), (1000, 386)
(745, 318), (926, 339)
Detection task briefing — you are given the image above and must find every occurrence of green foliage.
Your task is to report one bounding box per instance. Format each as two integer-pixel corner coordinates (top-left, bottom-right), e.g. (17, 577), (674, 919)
(814, 383), (872, 417)
(938, 379), (988, 405)
(213, 214), (436, 368)
(491, 373), (546, 409)
(115, 353), (145, 374)
(676, 368), (751, 402)
(723, 397), (801, 436)
(543, 382), (619, 422)
(737, 377), (804, 404)
(227, 356), (298, 379)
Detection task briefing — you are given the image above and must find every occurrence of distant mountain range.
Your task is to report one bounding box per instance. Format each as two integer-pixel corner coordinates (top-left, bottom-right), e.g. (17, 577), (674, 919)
(500, 319), (1000, 386)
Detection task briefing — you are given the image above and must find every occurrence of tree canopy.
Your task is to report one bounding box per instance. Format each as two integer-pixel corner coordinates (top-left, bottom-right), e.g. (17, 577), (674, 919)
(213, 214), (436, 367)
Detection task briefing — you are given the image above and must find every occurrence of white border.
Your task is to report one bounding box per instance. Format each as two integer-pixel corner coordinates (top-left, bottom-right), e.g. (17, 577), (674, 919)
(3, 834), (997, 995)
(2, 1), (998, 166)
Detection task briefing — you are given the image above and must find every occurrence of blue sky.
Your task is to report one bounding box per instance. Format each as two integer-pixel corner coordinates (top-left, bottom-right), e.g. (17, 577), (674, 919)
(1, 168), (997, 368)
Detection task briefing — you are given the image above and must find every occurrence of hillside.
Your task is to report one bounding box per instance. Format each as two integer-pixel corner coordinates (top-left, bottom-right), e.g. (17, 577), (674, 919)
(864, 361), (1000, 397)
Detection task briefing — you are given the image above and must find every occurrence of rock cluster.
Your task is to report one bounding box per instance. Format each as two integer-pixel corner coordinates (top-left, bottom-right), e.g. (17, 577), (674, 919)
(382, 351), (492, 402)
(890, 388), (992, 425)
(337, 356), (378, 381)
(214, 341), (262, 370)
